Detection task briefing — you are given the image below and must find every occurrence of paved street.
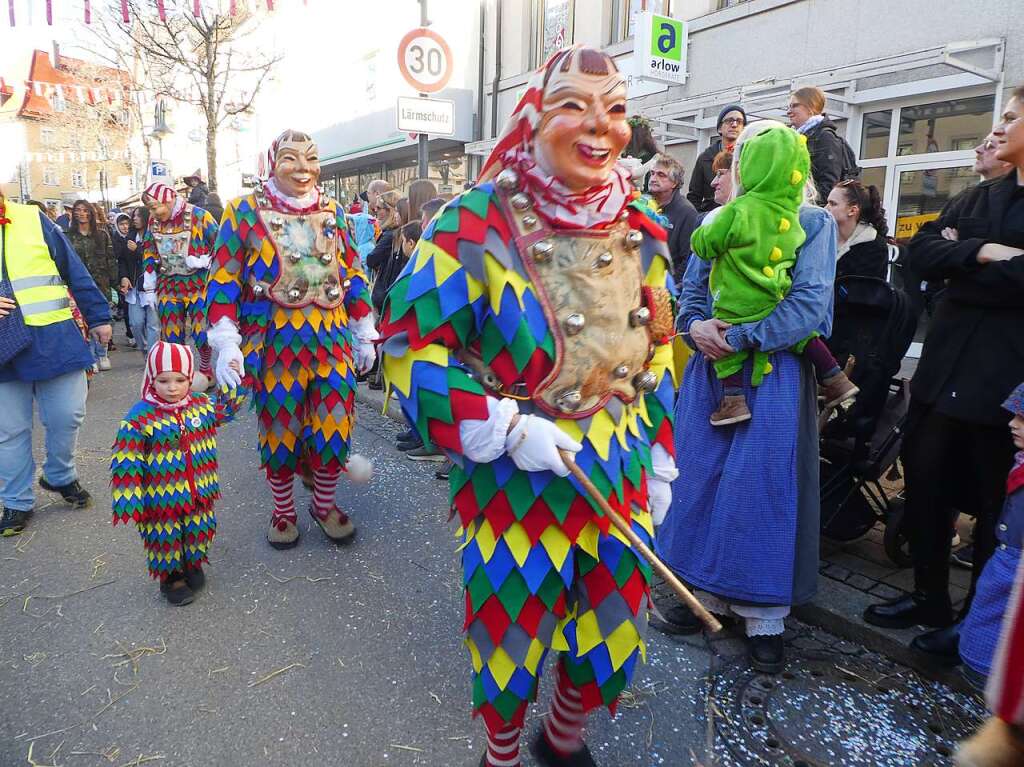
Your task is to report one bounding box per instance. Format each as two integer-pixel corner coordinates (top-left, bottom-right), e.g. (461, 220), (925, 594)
(0, 342), (987, 767)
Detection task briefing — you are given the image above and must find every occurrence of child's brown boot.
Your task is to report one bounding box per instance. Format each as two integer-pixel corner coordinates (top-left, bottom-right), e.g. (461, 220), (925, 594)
(821, 370), (860, 409)
(710, 394), (752, 426)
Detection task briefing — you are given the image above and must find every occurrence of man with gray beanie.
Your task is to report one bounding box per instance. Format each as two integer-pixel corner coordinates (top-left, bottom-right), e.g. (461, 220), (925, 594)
(687, 104), (746, 213)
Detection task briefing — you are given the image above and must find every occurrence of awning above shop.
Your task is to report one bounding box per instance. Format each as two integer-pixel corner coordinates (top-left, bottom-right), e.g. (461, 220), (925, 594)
(315, 88), (475, 176)
(641, 38), (1005, 145)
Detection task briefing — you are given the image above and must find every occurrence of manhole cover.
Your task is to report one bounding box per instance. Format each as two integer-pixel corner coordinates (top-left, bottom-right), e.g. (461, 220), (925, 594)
(708, 653), (985, 766)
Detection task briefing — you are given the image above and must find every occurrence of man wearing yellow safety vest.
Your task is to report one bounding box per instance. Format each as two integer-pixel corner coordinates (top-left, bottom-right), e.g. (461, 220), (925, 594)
(0, 193), (112, 537)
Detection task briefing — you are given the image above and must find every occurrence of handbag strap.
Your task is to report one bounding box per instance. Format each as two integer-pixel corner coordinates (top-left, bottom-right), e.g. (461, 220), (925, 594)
(1, 221), (9, 283)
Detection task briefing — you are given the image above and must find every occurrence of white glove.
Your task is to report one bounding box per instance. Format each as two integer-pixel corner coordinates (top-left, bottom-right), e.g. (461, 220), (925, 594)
(350, 315), (379, 375)
(649, 443), (679, 526)
(460, 397), (519, 464)
(207, 317), (244, 389)
(215, 344), (244, 389)
(185, 254), (212, 270)
(504, 415), (582, 477)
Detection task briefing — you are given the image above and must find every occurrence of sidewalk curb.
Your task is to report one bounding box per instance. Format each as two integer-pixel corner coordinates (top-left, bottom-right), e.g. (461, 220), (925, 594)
(793, 578), (978, 695)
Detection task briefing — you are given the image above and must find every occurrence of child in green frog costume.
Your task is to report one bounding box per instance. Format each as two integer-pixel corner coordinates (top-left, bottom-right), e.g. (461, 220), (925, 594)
(690, 123), (858, 426)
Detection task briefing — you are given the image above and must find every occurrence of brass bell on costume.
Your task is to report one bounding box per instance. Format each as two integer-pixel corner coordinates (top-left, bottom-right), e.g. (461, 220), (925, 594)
(629, 307), (651, 327)
(533, 240), (554, 262)
(287, 286), (302, 302)
(556, 390), (583, 412)
(320, 253), (334, 265)
(496, 168), (519, 191)
(521, 214), (538, 228)
(511, 193), (531, 211)
(252, 284), (266, 298)
(565, 313), (586, 335)
(614, 364), (630, 379)
(595, 251), (613, 268)
(625, 229), (643, 248)
(633, 370), (658, 392)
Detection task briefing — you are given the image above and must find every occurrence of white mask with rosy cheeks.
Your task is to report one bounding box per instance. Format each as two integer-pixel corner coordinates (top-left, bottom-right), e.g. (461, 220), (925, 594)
(534, 69), (630, 193)
(144, 197), (172, 223)
(273, 139), (321, 200)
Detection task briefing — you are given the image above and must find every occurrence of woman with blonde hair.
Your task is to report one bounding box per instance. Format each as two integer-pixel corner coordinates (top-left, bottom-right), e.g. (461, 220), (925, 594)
(787, 85), (852, 204)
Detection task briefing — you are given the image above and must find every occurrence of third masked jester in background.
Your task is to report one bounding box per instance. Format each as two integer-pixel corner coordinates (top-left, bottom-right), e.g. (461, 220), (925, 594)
(382, 46), (677, 767)
(205, 130), (377, 550)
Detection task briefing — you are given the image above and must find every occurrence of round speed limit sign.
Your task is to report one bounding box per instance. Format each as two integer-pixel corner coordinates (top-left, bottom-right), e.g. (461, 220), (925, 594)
(397, 27), (453, 94)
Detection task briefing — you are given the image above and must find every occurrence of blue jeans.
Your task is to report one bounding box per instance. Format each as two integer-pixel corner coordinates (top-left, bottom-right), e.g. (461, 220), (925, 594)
(89, 337), (108, 363)
(128, 299), (160, 353)
(0, 370), (88, 512)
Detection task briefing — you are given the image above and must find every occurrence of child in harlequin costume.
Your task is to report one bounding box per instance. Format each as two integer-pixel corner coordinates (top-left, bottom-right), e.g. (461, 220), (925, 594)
(380, 46), (678, 767)
(689, 121), (858, 426)
(110, 342), (246, 606)
(140, 182), (219, 388)
(205, 130), (377, 550)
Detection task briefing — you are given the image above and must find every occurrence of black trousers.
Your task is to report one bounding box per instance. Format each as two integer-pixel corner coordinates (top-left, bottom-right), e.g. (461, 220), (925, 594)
(901, 399), (1014, 614)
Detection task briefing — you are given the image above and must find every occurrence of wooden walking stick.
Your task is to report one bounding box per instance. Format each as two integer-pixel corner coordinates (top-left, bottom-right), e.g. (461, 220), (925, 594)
(558, 449), (722, 633)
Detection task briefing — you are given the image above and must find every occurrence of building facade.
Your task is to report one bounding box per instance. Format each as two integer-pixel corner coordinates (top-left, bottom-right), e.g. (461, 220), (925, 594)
(468, 0), (1021, 250)
(0, 47), (134, 211)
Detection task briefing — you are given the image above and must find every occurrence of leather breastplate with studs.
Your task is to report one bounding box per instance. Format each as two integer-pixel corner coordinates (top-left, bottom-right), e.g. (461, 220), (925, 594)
(489, 168), (659, 419)
(249, 193), (346, 310)
(152, 206), (195, 277)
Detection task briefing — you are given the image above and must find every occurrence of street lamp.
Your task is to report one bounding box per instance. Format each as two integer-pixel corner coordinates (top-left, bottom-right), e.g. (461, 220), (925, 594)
(151, 98), (171, 157)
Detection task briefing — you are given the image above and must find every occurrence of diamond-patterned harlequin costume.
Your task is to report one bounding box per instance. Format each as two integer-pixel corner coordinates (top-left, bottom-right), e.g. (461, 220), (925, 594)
(111, 387), (247, 580)
(141, 204), (219, 347)
(204, 193), (372, 475)
(381, 182), (676, 732)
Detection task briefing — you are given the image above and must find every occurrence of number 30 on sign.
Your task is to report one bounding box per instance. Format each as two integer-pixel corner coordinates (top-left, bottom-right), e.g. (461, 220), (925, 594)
(397, 27), (454, 94)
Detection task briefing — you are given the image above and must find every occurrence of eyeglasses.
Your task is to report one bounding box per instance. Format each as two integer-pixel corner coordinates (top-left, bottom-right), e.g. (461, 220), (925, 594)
(786, 103), (802, 112)
(721, 117), (745, 126)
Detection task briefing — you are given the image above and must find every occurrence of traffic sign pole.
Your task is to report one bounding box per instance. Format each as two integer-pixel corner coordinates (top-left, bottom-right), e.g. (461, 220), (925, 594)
(418, 0), (429, 179)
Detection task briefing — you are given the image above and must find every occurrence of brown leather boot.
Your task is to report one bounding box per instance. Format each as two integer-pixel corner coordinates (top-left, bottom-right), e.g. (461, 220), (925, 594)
(821, 370), (860, 409)
(310, 506), (356, 545)
(955, 718), (1024, 767)
(710, 394), (752, 426)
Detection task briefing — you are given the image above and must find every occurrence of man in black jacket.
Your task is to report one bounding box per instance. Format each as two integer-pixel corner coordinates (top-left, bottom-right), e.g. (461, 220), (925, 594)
(649, 154), (698, 282)
(864, 95), (1024, 662)
(687, 104), (745, 213)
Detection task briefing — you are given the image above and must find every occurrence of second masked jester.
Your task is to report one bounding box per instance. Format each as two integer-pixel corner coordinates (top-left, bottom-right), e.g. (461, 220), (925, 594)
(381, 47), (677, 767)
(205, 130), (377, 548)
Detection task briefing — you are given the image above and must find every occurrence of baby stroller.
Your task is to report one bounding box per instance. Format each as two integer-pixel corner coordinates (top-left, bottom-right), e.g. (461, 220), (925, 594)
(818, 275), (918, 565)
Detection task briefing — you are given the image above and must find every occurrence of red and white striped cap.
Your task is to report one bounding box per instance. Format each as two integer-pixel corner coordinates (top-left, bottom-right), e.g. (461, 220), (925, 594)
(142, 341), (195, 399)
(143, 182), (178, 205)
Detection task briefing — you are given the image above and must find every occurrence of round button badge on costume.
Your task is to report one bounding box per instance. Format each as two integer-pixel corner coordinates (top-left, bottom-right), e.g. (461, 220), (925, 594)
(397, 27), (453, 94)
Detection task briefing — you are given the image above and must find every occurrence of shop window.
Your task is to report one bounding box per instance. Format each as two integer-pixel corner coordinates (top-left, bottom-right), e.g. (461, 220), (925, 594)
(43, 167), (59, 186)
(71, 169), (85, 188)
(859, 110), (891, 160)
(610, 0), (668, 43)
(897, 95), (993, 155)
(533, 0), (574, 66)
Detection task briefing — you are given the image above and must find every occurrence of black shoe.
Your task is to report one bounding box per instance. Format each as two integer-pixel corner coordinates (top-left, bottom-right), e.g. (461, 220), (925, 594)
(397, 438), (423, 452)
(530, 730), (596, 767)
(159, 573), (194, 606)
(38, 477), (92, 509)
(435, 461), (452, 480)
(368, 379), (384, 391)
(183, 566), (206, 591)
(0, 507), (32, 537)
(396, 428), (417, 443)
(650, 600), (703, 636)
(910, 622), (961, 664)
(951, 544), (974, 570)
(749, 634), (785, 674)
(863, 591), (953, 629)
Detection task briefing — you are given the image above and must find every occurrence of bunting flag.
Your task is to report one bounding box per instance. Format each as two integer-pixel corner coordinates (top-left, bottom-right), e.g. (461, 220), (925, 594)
(121, 0), (129, 22)
(8, 0), (14, 28)
(46, 0), (52, 25)
(156, 0), (166, 21)
(266, 0), (274, 10)
(84, 0), (90, 24)
(230, 0), (237, 14)
(193, 0), (201, 16)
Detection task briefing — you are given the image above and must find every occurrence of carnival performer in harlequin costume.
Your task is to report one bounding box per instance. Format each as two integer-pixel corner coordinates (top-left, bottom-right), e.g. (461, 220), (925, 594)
(381, 46), (677, 767)
(110, 342), (246, 606)
(140, 182), (219, 388)
(205, 130), (377, 550)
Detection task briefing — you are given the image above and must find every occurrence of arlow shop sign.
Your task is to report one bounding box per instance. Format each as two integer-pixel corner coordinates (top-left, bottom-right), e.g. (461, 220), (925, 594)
(397, 96), (455, 136)
(633, 11), (688, 85)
